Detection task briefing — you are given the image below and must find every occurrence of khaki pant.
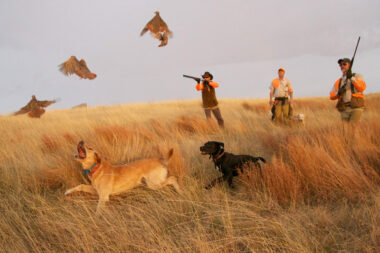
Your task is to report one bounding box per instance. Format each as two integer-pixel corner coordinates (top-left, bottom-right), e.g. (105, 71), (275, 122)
(274, 100), (290, 123)
(204, 107), (224, 127)
(340, 107), (363, 123)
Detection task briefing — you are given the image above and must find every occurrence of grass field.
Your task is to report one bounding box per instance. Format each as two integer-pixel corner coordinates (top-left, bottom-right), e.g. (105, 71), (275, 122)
(0, 94), (380, 252)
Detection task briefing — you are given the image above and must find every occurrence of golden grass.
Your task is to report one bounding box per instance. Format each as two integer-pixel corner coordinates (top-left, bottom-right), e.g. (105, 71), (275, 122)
(0, 94), (380, 252)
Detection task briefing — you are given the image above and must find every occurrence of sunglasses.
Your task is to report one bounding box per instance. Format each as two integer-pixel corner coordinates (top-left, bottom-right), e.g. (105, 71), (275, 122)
(339, 63), (348, 66)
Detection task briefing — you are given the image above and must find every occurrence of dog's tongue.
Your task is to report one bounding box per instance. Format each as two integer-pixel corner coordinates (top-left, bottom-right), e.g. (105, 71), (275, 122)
(77, 145), (86, 158)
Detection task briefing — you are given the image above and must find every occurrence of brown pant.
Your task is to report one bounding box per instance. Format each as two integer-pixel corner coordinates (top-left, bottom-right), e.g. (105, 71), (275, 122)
(204, 107), (224, 127)
(273, 99), (290, 123)
(340, 107), (363, 123)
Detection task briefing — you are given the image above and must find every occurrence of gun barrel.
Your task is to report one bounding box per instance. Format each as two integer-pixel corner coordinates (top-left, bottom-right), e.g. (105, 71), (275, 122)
(350, 36), (361, 66)
(338, 37), (361, 96)
(183, 74), (201, 83)
(183, 75), (197, 79)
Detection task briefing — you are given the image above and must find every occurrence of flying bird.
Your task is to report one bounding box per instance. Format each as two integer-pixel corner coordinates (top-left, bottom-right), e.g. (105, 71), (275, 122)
(59, 56), (97, 80)
(140, 11), (173, 47)
(14, 95), (57, 118)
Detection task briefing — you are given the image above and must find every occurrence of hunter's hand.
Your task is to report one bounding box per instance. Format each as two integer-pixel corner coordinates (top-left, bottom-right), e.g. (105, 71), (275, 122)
(346, 69), (353, 79)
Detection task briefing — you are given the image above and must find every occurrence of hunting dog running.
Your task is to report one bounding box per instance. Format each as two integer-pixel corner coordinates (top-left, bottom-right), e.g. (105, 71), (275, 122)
(65, 141), (181, 212)
(200, 141), (266, 189)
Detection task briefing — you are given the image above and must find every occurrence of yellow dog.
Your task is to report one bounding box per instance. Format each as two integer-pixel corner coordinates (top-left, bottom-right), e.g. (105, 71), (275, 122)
(65, 141), (181, 212)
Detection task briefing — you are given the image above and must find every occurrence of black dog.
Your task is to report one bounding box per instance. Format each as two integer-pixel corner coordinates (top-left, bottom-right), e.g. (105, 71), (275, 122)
(200, 141), (266, 189)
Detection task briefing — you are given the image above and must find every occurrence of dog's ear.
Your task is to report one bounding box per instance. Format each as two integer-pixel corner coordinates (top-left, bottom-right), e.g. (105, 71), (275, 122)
(217, 142), (224, 149)
(94, 152), (101, 163)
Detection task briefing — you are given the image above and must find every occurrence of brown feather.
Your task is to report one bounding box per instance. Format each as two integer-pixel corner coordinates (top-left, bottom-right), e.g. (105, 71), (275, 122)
(141, 11), (172, 47)
(59, 56), (97, 80)
(14, 96), (56, 118)
(38, 100), (56, 108)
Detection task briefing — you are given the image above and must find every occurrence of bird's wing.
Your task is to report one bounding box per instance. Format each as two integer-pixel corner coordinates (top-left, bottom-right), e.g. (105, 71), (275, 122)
(37, 99), (56, 108)
(166, 29), (173, 38)
(14, 99), (33, 115)
(140, 26), (149, 36)
(141, 15), (163, 36)
(78, 59), (95, 79)
(59, 56), (80, 76)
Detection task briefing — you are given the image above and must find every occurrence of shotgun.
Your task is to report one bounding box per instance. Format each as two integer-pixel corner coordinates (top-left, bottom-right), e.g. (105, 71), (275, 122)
(338, 36), (361, 96)
(183, 74), (201, 83)
(182, 74), (213, 89)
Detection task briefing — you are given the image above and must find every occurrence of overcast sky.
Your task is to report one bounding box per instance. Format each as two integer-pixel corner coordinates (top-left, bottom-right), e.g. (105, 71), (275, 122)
(1, 0), (379, 114)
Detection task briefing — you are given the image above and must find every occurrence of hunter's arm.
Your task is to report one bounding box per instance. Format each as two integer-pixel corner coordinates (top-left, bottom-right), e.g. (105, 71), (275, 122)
(330, 79), (340, 100)
(196, 83), (204, 91)
(288, 80), (294, 101)
(208, 81), (219, 88)
(351, 74), (366, 92)
(269, 83), (274, 102)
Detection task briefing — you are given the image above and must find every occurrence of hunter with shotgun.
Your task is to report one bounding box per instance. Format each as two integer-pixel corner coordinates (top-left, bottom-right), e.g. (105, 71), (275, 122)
(330, 37), (366, 123)
(183, 72), (224, 128)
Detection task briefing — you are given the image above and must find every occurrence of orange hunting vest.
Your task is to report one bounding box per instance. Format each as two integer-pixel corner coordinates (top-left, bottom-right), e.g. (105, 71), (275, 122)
(333, 74), (365, 100)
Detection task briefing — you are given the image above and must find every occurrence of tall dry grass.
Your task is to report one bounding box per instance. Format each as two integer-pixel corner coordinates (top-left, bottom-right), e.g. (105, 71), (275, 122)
(0, 95), (380, 252)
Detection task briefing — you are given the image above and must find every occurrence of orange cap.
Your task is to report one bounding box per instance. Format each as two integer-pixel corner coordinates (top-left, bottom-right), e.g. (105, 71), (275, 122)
(278, 68), (285, 72)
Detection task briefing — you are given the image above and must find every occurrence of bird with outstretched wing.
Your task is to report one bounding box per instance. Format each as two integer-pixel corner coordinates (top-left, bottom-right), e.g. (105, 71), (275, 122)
(14, 95), (57, 118)
(59, 56), (97, 80)
(140, 11), (173, 47)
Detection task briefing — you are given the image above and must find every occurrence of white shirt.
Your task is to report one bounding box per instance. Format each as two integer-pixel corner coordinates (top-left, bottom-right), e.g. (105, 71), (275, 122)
(340, 74), (365, 103)
(269, 78), (293, 98)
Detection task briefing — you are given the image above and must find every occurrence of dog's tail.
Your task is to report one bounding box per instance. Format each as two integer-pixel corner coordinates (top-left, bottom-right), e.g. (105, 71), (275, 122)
(160, 148), (174, 166)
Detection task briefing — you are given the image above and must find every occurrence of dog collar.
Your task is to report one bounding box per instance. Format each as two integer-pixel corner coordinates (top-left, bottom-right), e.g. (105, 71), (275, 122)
(84, 163), (100, 176)
(213, 151), (225, 162)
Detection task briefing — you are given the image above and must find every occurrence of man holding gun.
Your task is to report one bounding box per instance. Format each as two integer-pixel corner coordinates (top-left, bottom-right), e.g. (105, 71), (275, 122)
(330, 58), (366, 122)
(330, 37), (366, 123)
(184, 72), (224, 128)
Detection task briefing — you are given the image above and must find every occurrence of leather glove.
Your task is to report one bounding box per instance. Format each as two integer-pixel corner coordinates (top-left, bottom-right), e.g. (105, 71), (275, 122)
(346, 69), (353, 79)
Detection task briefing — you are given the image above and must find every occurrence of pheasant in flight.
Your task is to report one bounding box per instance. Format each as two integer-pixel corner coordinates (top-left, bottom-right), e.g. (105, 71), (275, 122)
(59, 56), (97, 80)
(14, 95), (57, 118)
(140, 11), (173, 47)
